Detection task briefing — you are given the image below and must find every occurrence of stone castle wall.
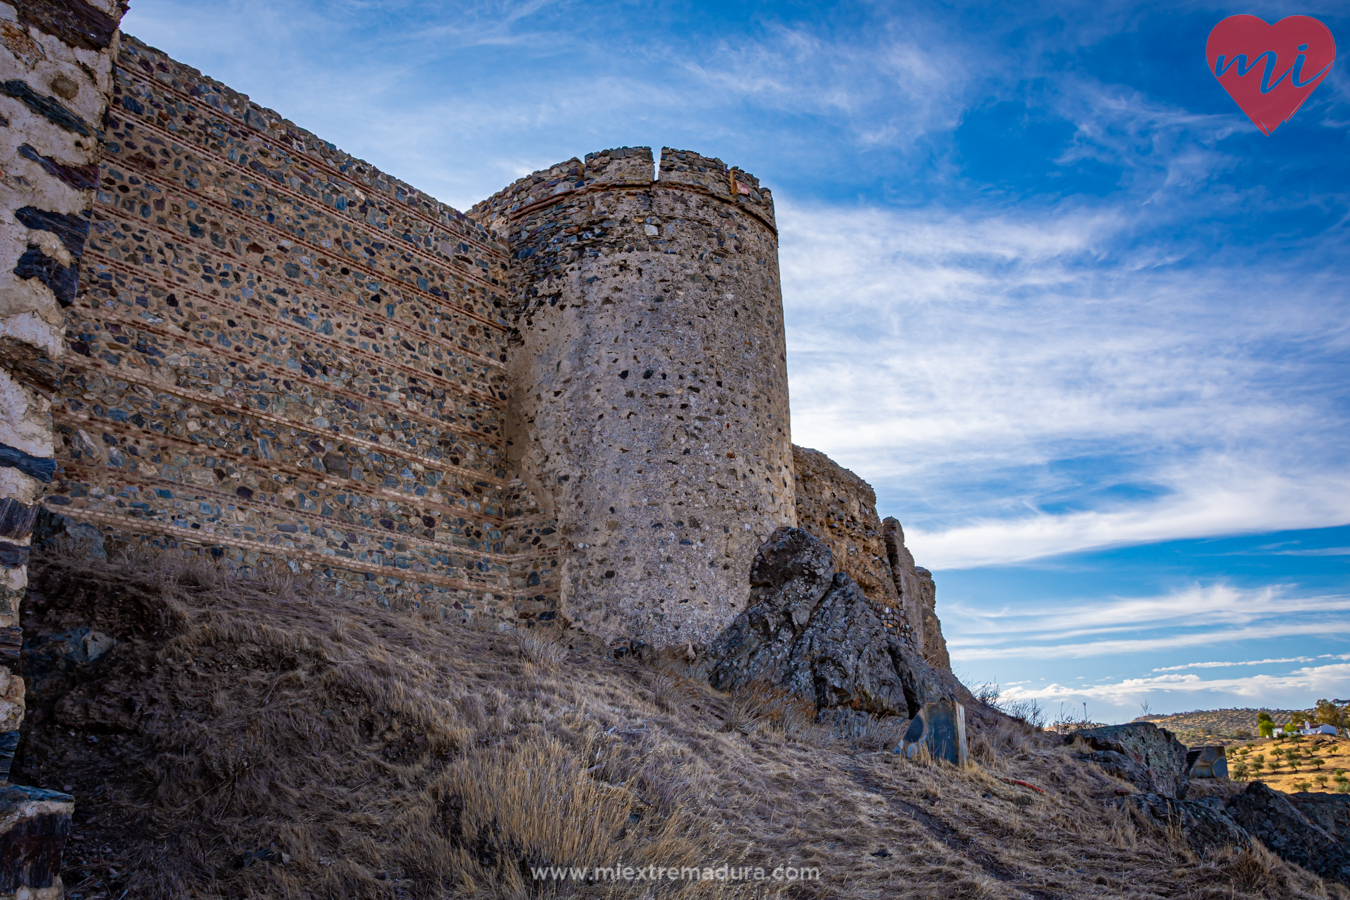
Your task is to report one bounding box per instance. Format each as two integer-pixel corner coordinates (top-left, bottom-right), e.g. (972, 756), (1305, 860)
(54, 35), (561, 625)
(467, 147), (796, 647)
(12, 33), (943, 656)
(0, 18), (959, 895)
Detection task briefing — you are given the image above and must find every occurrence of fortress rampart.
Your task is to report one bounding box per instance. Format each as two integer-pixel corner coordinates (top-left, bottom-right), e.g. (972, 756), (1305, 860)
(469, 148), (796, 646)
(0, 17), (951, 884)
(46, 35), (561, 624)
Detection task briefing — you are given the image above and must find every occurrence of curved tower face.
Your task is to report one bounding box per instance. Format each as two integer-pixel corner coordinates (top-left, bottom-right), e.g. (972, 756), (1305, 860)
(470, 147), (796, 647)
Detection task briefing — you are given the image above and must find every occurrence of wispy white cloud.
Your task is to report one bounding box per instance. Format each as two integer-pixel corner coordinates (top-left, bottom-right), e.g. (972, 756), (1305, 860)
(779, 197), (1350, 568)
(1004, 662), (1350, 709)
(948, 583), (1350, 644)
(1153, 654), (1350, 672)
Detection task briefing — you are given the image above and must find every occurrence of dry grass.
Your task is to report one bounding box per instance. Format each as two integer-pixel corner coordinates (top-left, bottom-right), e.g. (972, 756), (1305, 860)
(1229, 736), (1350, 794)
(18, 544), (1350, 900)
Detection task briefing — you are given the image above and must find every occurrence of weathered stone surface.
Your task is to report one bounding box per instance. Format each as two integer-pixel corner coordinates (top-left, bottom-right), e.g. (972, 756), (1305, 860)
(1075, 723), (1190, 799)
(1229, 782), (1350, 886)
(1128, 792), (1250, 856)
(900, 701), (968, 766)
(708, 527), (953, 718)
(30, 506), (103, 560)
(707, 527), (833, 690)
(791, 445), (898, 609)
(471, 147), (796, 648)
(1186, 745), (1229, 779)
(1287, 792), (1350, 841)
(55, 35), (562, 623)
(883, 517), (950, 671)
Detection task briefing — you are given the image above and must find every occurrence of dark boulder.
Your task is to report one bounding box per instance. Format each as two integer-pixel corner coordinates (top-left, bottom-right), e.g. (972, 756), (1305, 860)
(1127, 792), (1249, 856)
(1229, 782), (1350, 886)
(708, 527), (955, 719)
(1074, 723), (1190, 799)
(31, 505), (105, 560)
(708, 527), (834, 692)
(1286, 792), (1350, 842)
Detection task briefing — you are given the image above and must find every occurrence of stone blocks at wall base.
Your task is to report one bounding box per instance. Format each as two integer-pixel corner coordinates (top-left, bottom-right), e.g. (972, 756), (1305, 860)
(0, 785), (72, 900)
(899, 701), (968, 767)
(1186, 746), (1229, 780)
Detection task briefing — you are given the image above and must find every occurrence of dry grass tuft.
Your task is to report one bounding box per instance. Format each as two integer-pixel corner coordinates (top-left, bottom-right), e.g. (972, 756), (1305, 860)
(18, 544), (1350, 900)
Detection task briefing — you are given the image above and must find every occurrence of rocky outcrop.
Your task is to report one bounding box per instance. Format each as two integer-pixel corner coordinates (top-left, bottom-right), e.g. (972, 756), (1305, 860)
(1229, 783), (1350, 886)
(708, 527), (955, 719)
(1074, 723), (1190, 799)
(1128, 792), (1250, 855)
(788, 446), (952, 673)
(883, 517), (950, 670)
(1287, 792), (1350, 841)
(1125, 779), (1350, 885)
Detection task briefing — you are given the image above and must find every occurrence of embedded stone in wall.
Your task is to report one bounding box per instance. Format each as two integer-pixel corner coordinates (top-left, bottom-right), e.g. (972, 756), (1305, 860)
(470, 146), (796, 648)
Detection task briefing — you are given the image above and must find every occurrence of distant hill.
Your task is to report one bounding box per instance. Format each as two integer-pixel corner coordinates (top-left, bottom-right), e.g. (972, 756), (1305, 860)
(1133, 708), (1299, 745)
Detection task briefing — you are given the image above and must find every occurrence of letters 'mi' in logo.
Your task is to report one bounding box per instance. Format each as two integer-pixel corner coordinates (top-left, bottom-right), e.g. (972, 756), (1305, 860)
(1207, 15), (1336, 135)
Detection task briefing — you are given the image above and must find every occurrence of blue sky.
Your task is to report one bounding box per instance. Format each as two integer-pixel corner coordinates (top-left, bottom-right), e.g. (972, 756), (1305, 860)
(122, 0), (1350, 722)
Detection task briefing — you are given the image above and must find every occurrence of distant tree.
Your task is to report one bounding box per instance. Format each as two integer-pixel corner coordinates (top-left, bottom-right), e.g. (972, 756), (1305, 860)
(1316, 774), (1329, 789)
(1295, 779), (1312, 792)
(1283, 723), (1299, 736)
(1233, 762), (1250, 781)
(1339, 781), (1350, 794)
(1314, 699), (1347, 734)
(1312, 756), (1326, 771)
(1258, 713), (1276, 738)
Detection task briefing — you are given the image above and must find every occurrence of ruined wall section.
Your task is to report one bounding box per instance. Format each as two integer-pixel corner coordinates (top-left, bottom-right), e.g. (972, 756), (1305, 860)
(791, 445), (951, 669)
(469, 147), (796, 648)
(54, 36), (560, 624)
(883, 517), (950, 671)
(791, 445), (899, 608)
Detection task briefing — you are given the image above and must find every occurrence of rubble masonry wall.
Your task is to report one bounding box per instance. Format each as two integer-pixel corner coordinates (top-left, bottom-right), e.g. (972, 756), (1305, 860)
(468, 147), (797, 647)
(55, 35), (561, 624)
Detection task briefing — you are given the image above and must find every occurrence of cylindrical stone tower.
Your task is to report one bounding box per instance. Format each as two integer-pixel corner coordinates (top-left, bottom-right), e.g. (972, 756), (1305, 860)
(469, 147), (796, 648)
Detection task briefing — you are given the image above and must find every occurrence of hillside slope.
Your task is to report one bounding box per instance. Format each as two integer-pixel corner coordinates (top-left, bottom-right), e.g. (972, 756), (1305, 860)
(1136, 710), (1300, 745)
(16, 546), (1343, 899)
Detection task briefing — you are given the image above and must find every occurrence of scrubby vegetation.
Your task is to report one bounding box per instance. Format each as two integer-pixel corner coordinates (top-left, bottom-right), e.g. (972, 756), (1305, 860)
(17, 545), (1348, 899)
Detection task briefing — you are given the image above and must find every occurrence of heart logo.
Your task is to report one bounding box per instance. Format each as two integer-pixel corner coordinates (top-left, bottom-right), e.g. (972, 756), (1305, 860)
(1206, 15), (1336, 135)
